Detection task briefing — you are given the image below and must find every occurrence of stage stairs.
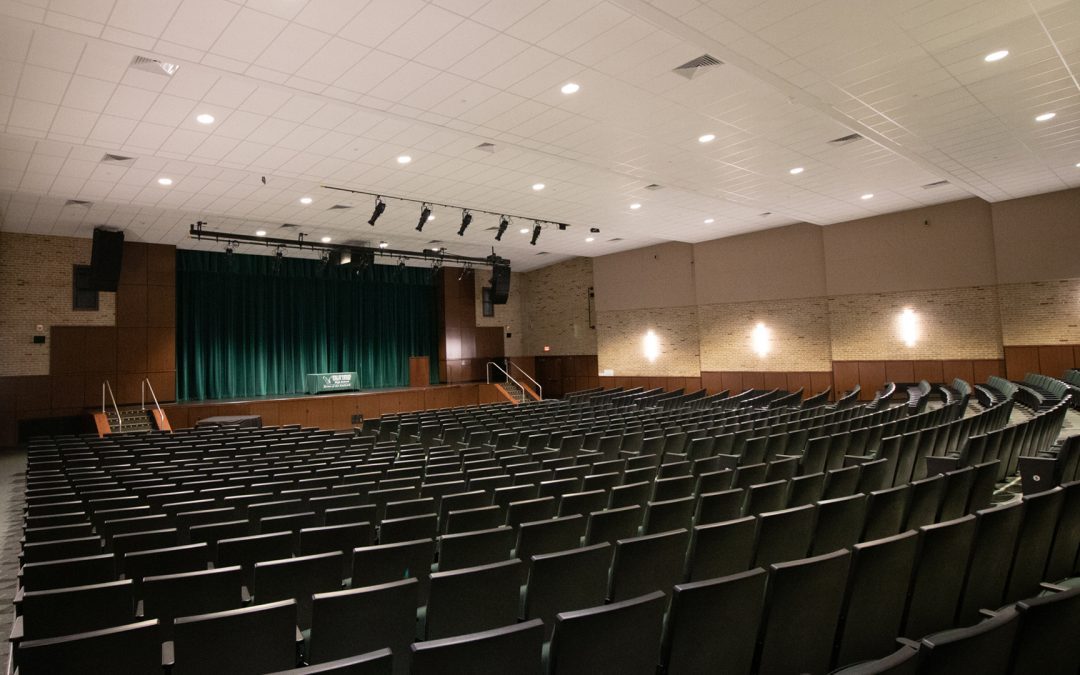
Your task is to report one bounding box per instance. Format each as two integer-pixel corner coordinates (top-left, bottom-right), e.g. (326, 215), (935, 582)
(93, 379), (172, 436)
(488, 362), (542, 405)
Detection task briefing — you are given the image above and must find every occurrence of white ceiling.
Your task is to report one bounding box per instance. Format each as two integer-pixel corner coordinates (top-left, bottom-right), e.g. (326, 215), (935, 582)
(0, 0), (1077, 271)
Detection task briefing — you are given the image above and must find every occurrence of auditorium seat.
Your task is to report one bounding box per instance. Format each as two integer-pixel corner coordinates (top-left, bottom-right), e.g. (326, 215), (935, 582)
(1045, 480), (1080, 581)
(917, 607), (1019, 675)
(584, 505), (641, 547)
(938, 466), (975, 521)
(685, 516), (756, 581)
(547, 591), (666, 675)
(268, 648), (393, 674)
(608, 481), (650, 508)
(755, 504), (815, 567)
(514, 515), (585, 569)
(410, 619), (544, 675)
(556, 490), (607, 519)
(1009, 585), (1080, 674)
(14, 619), (162, 675)
(380, 513), (439, 544)
(423, 559), (522, 640)
(308, 578), (418, 672)
(957, 501), (1025, 624)
(19, 535), (101, 564)
(834, 530), (919, 666)
(608, 528), (689, 602)
(661, 568), (767, 675)
(253, 551), (342, 630)
(904, 474), (944, 530)
(12, 579), (135, 642)
(862, 485), (911, 541)
(641, 496), (695, 534)
(757, 549), (851, 675)
(141, 566), (244, 640)
(787, 472), (826, 507)
(444, 505), (504, 534)
(20, 553), (116, 591)
(745, 479), (789, 516)
(522, 542), (609, 639)
(218, 532), (294, 589)
(823, 464), (861, 499)
(830, 644), (920, 674)
(904, 515), (978, 638)
(169, 599), (299, 675)
(437, 526), (515, 571)
(300, 523), (375, 578)
(351, 538), (436, 604)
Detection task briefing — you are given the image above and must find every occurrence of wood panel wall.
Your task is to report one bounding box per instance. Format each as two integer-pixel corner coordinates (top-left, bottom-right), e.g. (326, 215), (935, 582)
(1003, 345), (1080, 381)
(700, 371), (834, 399)
(438, 268), (504, 384)
(535, 355), (599, 399)
(832, 358), (1006, 400)
(0, 242), (176, 446)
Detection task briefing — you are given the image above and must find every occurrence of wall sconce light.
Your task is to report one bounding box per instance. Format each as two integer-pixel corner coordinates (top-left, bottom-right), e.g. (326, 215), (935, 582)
(899, 307), (919, 347)
(751, 322), (772, 357)
(643, 330), (660, 362)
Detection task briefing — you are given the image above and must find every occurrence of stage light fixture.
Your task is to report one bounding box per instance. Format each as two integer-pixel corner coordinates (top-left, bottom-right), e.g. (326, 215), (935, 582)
(495, 216), (509, 241)
(416, 203), (432, 231)
(530, 223), (541, 246)
(368, 197), (386, 226)
(458, 210), (473, 236)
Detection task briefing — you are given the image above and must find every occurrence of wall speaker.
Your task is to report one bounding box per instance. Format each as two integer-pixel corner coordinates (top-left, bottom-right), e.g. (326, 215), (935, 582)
(490, 263), (510, 304)
(89, 228), (124, 292)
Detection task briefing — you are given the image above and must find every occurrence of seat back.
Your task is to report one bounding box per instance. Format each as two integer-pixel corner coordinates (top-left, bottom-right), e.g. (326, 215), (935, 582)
(862, 485), (911, 541)
(308, 578), (418, 672)
(695, 488), (744, 525)
(905, 474), (944, 530)
(1005, 486), (1064, 603)
(1011, 585), (1080, 675)
(524, 543), (610, 640)
(1045, 479), (1080, 581)
(904, 515), (977, 638)
(172, 600), (298, 675)
(662, 568), (767, 675)
(409, 619), (544, 675)
(812, 493), (868, 555)
(686, 516), (757, 582)
(19, 579), (134, 641)
(585, 505), (641, 547)
(919, 608), (1019, 675)
(123, 543), (208, 587)
(351, 538), (435, 604)
(957, 501), (1025, 624)
(142, 566), (244, 640)
(217, 532), (294, 588)
(755, 504), (815, 567)
(267, 648), (393, 674)
(609, 528), (690, 602)
(548, 591), (666, 675)
(757, 549), (852, 675)
(16, 619), (161, 675)
(438, 526), (515, 572)
(20, 553), (115, 592)
(425, 559), (522, 640)
(253, 551), (342, 630)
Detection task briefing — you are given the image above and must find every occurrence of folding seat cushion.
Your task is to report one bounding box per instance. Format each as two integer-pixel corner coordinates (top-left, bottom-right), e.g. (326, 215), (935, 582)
(548, 591), (667, 675)
(757, 549), (852, 675)
(424, 559), (522, 640)
(15, 619), (162, 675)
(661, 568), (767, 675)
(523, 543), (610, 640)
(307, 578), (418, 673)
(170, 600), (298, 675)
(410, 619), (544, 675)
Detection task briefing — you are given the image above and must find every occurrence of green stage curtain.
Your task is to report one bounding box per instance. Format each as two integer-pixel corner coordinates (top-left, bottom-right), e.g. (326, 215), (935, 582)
(176, 250), (439, 401)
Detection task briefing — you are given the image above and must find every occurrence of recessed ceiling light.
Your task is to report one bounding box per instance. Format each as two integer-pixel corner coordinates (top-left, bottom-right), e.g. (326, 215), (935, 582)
(255, 230), (267, 237)
(984, 50), (1009, 62)
(561, 82), (580, 95)
(1075, 162), (1080, 168)
(585, 237), (595, 242)
(532, 183), (545, 191)
(519, 228), (529, 234)
(396, 155), (412, 164)
(704, 218), (714, 224)
(861, 193), (874, 200)
(629, 203), (641, 210)
(320, 236), (331, 243)
(1036, 112), (1056, 122)
(378, 241), (388, 248)
(157, 177), (173, 185)
(698, 133), (716, 143)
(299, 197), (313, 205)
(789, 167), (804, 175)
(195, 113), (215, 124)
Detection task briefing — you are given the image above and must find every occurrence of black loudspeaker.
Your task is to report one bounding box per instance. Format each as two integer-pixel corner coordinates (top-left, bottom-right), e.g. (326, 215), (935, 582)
(490, 263), (510, 304)
(89, 228), (124, 292)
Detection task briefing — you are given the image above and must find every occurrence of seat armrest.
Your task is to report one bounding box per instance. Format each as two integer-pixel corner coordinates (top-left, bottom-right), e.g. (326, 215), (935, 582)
(241, 586), (251, 604)
(161, 640), (174, 668)
(8, 615), (23, 644)
(843, 455), (872, 467)
(895, 637), (920, 649)
(1040, 582), (1068, 593)
(978, 608), (998, 619)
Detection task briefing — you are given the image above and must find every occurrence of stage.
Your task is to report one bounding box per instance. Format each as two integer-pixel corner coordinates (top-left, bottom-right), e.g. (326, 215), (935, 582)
(160, 382), (510, 430)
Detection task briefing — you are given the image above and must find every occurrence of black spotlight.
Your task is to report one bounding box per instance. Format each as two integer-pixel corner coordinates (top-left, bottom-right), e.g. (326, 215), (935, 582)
(495, 216), (509, 241)
(416, 204), (432, 232)
(457, 210), (472, 236)
(368, 197), (386, 226)
(530, 223), (541, 246)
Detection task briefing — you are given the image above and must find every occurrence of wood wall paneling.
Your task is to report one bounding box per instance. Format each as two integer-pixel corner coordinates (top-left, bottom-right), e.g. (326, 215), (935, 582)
(119, 242), (148, 286)
(786, 372), (811, 397)
(857, 361), (887, 399)
(912, 360), (944, 384)
(810, 372), (834, 398)
(720, 372), (744, 394)
(116, 284), (148, 327)
(741, 372), (765, 390)
(116, 327), (148, 373)
(1037, 345), (1076, 379)
(832, 362), (860, 397)
(146, 244), (176, 286)
(762, 372), (787, 392)
(50, 327), (86, 374)
(972, 359), (1005, 384)
(940, 360), (975, 386)
(885, 361), (915, 384)
(1004, 346), (1040, 381)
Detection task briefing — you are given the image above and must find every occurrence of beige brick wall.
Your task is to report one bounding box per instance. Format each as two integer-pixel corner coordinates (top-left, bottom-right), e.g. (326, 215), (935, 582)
(597, 306), (701, 377)
(474, 270), (528, 357)
(0, 232), (116, 376)
(828, 285), (1004, 360)
(698, 297), (833, 371)
(523, 257), (597, 356)
(998, 278), (1080, 344)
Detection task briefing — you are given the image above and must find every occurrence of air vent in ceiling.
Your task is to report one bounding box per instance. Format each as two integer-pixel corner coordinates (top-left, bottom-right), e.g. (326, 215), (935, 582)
(327, 204), (354, 210)
(129, 55), (179, 77)
(922, 180), (950, 189)
(63, 199), (93, 207)
(828, 133), (863, 146)
(673, 54), (723, 80)
(101, 153), (136, 166)
(608, 238), (624, 242)
(644, 184), (663, 191)
(475, 142), (496, 153)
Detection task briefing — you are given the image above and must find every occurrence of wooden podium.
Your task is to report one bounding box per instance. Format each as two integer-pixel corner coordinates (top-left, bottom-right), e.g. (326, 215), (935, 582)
(409, 356), (430, 387)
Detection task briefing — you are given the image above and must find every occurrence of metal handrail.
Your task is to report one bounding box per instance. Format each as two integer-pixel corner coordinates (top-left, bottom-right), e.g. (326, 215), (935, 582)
(509, 362), (542, 400)
(104, 380), (122, 432)
(486, 362), (527, 403)
(144, 378), (164, 429)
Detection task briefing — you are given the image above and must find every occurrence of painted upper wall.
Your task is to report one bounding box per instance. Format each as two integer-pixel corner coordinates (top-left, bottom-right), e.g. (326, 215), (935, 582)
(694, 222), (827, 304)
(593, 242), (696, 312)
(822, 198), (997, 296)
(991, 188), (1080, 284)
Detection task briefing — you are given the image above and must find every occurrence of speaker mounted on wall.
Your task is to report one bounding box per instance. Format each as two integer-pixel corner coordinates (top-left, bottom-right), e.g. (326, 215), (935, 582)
(489, 262), (510, 304)
(89, 227), (124, 292)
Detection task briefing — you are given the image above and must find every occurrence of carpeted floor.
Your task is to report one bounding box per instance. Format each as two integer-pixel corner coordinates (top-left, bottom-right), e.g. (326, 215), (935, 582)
(0, 447), (27, 672)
